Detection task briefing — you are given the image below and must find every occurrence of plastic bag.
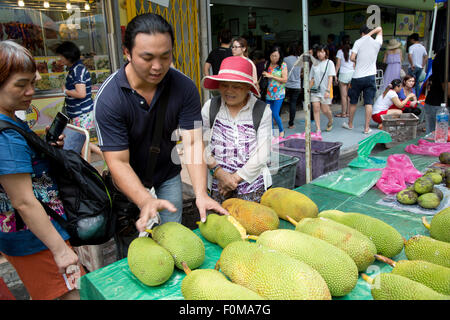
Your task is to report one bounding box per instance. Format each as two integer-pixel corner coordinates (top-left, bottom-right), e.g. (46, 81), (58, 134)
(375, 154), (423, 194)
(286, 131), (323, 141)
(405, 139), (450, 156)
(348, 131), (392, 169)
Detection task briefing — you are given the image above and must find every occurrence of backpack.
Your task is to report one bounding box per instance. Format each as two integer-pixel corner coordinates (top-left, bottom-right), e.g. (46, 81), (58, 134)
(0, 120), (114, 247)
(209, 95), (267, 132)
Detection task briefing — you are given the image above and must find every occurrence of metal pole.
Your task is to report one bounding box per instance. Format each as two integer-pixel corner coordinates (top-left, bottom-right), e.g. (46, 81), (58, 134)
(302, 0), (312, 183)
(428, 3), (438, 57)
(445, 1), (450, 106)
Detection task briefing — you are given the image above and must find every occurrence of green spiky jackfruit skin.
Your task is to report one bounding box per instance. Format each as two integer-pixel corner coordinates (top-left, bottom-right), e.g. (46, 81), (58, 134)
(295, 217), (377, 272)
(181, 269), (264, 300)
(218, 241), (331, 300)
(152, 222), (205, 270)
(430, 207), (450, 242)
(318, 210), (404, 258)
(198, 214), (221, 243)
(370, 273), (450, 300)
(404, 235), (450, 268)
(127, 237), (174, 286)
(391, 260), (450, 295)
(256, 229), (358, 297)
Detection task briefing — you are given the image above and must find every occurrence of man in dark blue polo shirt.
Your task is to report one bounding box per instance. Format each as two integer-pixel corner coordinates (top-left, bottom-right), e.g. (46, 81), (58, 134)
(94, 13), (227, 257)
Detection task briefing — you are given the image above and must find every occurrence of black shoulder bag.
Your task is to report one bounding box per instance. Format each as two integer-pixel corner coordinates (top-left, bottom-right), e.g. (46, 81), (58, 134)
(103, 81), (171, 237)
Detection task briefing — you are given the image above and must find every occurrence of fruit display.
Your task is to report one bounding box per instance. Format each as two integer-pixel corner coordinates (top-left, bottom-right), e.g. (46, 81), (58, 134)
(260, 187), (318, 221)
(217, 241), (331, 300)
(318, 210), (404, 258)
(221, 198), (279, 235)
(198, 213), (247, 248)
(287, 216), (377, 272)
(404, 235), (450, 268)
(251, 229), (358, 297)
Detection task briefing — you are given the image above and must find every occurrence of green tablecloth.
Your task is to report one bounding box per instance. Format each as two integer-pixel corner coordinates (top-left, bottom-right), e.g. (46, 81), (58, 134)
(79, 137), (440, 300)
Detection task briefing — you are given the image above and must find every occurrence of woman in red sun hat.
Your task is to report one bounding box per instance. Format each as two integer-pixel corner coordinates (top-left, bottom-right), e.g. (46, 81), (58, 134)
(201, 56), (273, 203)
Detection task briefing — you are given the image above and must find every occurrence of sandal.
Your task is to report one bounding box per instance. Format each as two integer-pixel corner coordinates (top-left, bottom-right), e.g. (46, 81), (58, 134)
(326, 121), (333, 132)
(335, 113), (346, 118)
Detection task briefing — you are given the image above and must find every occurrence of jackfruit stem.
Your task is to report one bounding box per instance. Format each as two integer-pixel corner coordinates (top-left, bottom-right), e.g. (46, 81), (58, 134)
(181, 261), (191, 275)
(196, 221), (201, 226)
(361, 273), (374, 284)
(374, 254), (396, 267)
(145, 229), (153, 235)
(421, 216), (431, 230)
(247, 235), (259, 241)
(215, 259), (220, 271)
(286, 215), (298, 226)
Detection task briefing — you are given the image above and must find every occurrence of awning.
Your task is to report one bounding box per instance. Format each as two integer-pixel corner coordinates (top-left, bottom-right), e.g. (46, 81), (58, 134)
(338, 0), (438, 11)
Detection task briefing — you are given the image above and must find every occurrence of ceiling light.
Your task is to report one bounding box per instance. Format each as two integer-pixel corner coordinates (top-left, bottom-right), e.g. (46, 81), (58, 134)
(66, 2), (72, 10)
(18, 0), (25, 7)
(43, 1), (50, 8)
(84, 3), (90, 10)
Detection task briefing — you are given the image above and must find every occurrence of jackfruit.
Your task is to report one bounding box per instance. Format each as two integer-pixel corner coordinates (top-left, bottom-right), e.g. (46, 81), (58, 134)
(425, 172), (443, 184)
(404, 235), (450, 268)
(417, 192), (441, 209)
(287, 216), (377, 272)
(199, 214), (247, 248)
(218, 241), (331, 300)
(389, 260), (450, 296)
(127, 237), (174, 286)
(396, 188), (418, 205)
(423, 207), (450, 242)
(260, 187), (318, 222)
(181, 263), (264, 300)
(152, 222), (205, 270)
(425, 168), (445, 179)
(318, 210), (404, 258)
(254, 229), (358, 296)
(362, 273), (449, 300)
(414, 176), (434, 194)
(222, 198), (279, 235)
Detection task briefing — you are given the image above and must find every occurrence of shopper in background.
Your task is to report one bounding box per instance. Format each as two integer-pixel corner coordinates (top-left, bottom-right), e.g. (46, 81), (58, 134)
(262, 46), (288, 137)
(55, 41), (103, 163)
(344, 25), (383, 134)
(407, 33), (427, 96)
(203, 28), (232, 76)
(283, 42), (303, 129)
(231, 36), (258, 87)
(309, 44), (335, 133)
(399, 74), (421, 116)
(201, 56), (272, 203)
(335, 39), (354, 118)
(0, 40), (84, 300)
(383, 39), (403, 90)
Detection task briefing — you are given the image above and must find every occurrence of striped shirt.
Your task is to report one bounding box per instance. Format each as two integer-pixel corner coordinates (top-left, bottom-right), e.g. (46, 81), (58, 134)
(65, 60), (93, 119)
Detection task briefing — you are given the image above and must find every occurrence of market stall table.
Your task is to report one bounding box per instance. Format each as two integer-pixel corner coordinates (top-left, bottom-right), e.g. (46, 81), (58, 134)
(79, 137), (442, 300)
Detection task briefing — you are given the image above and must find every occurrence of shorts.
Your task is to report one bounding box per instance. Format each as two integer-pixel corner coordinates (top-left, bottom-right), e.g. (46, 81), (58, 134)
(371, 104), (400, 123)
(338, 71), (354, 84)
(71, 110), (95, 130)
(348, 75), (377, 105)
(1, 241), (86, 300)
(311, 94), (332, 105)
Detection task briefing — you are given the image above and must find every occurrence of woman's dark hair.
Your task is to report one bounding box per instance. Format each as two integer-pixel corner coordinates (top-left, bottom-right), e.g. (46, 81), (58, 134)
(383, 79), (402, 97)
(287, 42), (302, 57)
(124, 13), (174, 54)
(232, 37), (249, 57)
(342, 40), (351, 62)
(268, 46), (283, 68)
(55, 41), (80, 63)
(402, 74), (415, 87)
(313, 44), (329, 59)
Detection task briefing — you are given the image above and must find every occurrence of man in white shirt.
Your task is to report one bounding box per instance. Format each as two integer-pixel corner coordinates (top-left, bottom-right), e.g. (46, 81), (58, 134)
(408, 33), (428, 96)
(343, 25), (383, 134)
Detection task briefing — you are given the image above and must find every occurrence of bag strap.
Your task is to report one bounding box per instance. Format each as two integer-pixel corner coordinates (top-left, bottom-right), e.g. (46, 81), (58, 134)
(142, 78), (171, 189)
(209, 97), (266, 132)
(317, 59), (330, 88)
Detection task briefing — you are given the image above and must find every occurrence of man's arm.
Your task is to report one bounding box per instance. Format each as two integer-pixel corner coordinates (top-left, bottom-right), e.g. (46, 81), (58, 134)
(203, 62), (212, 76)
(103, 150), (176, 232)
(180, 127), (228, 221)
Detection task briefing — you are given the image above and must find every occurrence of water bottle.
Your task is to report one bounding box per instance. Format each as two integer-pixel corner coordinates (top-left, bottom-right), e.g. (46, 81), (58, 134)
(435, 103), (449, 143)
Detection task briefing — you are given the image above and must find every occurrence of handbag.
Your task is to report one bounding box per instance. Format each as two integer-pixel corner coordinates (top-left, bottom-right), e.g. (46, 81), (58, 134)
(105, 79), (171, 237)
(310, 59), (329, 94)
(258, 61), (270, 100)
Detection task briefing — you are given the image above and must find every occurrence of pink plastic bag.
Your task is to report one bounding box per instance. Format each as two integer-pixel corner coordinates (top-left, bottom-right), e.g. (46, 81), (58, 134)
(376, 154), (423, 194)
(405, 139), (450, 157)
(287, 132), (323, 141)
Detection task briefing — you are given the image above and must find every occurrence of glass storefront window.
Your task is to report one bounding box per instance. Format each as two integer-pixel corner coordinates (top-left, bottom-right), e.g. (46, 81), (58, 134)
(0, 0), (110, 95)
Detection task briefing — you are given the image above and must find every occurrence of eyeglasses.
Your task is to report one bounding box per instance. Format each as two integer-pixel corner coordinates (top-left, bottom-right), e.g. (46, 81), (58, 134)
(231, 46), (243, 49)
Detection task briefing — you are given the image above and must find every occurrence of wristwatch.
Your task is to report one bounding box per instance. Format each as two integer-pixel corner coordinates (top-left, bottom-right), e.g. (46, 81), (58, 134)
(209, 164), (220, 178)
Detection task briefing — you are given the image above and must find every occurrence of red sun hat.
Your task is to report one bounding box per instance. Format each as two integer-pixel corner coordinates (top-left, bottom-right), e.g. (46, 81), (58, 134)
(202, 56), (260, 97)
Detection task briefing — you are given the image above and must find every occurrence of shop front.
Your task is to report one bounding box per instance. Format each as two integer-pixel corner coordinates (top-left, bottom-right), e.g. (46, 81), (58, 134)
(0, 0), (112, 136)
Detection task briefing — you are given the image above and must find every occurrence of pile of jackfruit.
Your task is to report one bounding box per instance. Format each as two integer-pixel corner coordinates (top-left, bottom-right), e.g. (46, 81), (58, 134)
(127, 187), (450, 300)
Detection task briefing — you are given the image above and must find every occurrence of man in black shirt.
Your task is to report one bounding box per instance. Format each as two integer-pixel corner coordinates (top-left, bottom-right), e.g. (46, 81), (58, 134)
(424, 46), (450, 133)
(203, 29), (232, 76)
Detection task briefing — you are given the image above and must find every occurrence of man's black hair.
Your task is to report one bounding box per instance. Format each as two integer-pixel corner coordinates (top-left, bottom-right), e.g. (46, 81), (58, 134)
(55, 41), (81, 63)
(410, 33), (419, 42)
(218, 29), (232, 44)
(124, 13), (174, 53)
(360, 24), (371, 35)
